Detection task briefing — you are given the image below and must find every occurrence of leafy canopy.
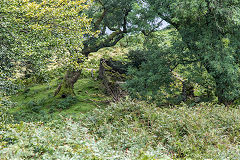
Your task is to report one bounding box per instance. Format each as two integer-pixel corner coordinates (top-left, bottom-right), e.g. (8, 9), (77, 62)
(0, 0), (95, 94)
(133, 0), (240, 104)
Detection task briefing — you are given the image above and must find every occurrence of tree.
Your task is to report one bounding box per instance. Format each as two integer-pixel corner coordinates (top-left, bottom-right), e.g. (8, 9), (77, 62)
(143, 0), (240, 105)
(54, 0), (162, 98)
(126, 29), (190, 104)
(0, 0), (94, 95)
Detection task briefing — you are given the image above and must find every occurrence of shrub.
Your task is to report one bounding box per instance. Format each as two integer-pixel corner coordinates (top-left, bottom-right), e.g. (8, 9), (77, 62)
(82, 99), (240, 159)
(0, 96), (14, 125)
(0, 116), (170, 160)
(3, 99), (240, 159)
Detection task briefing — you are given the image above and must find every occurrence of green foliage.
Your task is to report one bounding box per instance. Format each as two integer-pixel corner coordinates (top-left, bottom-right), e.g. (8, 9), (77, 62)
(25, 99), (44, 113)
(10, 78), (109, 122)
(82, 99), (240, 159)
(77, 0), (147, 58)
(0, 97), (14, 126)
(4, 99), (240, 159)
(23, 96), (78, 113)
(126, 29), (193, 104)
(0, 0), (95, 92)
(127, 49), (147, 69)
(144, 0), (240, 104)
(0, 112), (170, 159)
(3, 0), (240, 159)
(55, 96), (78, 110)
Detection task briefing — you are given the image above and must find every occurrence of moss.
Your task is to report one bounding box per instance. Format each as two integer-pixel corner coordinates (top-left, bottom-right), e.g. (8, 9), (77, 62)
(55, 81), (75, 99)
(9, 78), (109, 122)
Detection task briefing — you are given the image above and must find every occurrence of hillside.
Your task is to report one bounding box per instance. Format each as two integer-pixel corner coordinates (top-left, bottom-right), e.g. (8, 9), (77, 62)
(3, 96), (240, 159)
(2, 1), (240, 158)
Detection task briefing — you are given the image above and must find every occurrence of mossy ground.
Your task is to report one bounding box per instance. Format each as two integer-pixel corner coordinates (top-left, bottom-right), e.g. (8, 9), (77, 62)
(9, 44), (129, 122)
(9, 77), (110, 122)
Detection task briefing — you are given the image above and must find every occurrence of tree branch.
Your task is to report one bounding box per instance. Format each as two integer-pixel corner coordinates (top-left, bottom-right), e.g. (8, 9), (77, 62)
(94, 8), (107, 30)
(142, 19), (164, 36)
(157, 13), (180, 29)
(82, 8), (131, 57)
(82, 30), (125, 56)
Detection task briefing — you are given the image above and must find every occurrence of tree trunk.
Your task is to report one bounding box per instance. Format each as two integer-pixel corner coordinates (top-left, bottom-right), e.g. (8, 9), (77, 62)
(54, 70), (81, 98)
(182, 80), (194, 102)
(98, 58), (127, 101)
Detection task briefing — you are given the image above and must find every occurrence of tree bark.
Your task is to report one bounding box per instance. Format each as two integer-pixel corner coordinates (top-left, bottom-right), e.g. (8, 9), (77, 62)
(98, 58), (127, 101)
(54, 70), (81, 98)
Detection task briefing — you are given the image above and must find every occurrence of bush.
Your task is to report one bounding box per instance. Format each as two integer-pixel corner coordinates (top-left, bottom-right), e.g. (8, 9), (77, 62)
(82, 99), (240, 159)
(3, 99), (240, 159)
(0, 116), (170, 160)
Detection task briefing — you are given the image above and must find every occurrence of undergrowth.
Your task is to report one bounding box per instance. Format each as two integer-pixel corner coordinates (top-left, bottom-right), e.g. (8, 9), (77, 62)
(81, 99), (240, 159)
(2, 99), (240, 159)
(0, 111), (169, 160)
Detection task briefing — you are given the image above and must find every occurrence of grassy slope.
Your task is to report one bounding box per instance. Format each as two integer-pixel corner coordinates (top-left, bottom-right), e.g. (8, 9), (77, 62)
(4, 29), (240, 160)
(8, 32), (156, 120)
(3, 99), (240, 159)
(8, 44), (130, 121)
(9, 77), (110, 121)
